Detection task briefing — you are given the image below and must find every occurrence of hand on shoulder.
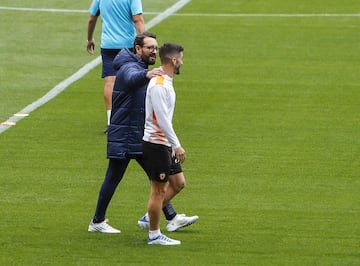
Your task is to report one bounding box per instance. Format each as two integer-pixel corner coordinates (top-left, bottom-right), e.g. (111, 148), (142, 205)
(146, 67), (165, 79)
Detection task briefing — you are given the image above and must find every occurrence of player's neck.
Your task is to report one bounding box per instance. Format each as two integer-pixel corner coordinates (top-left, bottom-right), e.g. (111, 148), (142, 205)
(160, 65), (174, 78)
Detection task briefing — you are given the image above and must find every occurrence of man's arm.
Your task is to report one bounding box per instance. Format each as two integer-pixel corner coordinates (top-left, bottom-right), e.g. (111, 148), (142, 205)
(151, 85), (181, 149)
(132, 14), (145, 34)
(150, 85), (186, 163)
(123, 65), (164, 88)
(87, 15), (98, 54)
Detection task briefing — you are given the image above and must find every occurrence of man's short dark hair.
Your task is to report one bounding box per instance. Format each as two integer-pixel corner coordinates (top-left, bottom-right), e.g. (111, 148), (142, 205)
(159, 43), (184, 63)
(133, 32), (157, 51)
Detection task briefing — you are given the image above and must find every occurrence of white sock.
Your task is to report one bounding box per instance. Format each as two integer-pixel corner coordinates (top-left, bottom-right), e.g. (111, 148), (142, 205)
(107, 109), (111, 125)
(149, 229), (161, 239)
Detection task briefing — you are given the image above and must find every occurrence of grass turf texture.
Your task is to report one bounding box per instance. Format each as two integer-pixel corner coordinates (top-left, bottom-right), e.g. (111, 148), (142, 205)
(0, 0), (359, 265)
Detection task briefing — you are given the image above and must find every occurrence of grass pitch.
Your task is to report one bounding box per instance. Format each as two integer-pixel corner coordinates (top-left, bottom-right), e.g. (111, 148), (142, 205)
(0, 0), (359, 265)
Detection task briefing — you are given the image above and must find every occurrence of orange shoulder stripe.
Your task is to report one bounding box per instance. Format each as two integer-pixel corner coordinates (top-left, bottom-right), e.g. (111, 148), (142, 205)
(155, 75), (165, 85)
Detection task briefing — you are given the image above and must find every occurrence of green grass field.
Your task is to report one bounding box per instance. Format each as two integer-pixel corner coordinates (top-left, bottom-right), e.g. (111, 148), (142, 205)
(0, 0), (359, 265)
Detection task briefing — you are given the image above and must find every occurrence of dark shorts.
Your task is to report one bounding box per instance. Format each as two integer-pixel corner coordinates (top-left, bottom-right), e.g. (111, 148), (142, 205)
(101, 48), (134, 78)
(101, 48), (121, 78)
(142, 141), (182, 183)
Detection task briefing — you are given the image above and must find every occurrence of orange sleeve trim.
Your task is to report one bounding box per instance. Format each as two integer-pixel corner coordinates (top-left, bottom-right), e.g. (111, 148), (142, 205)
(155, 75), (165, 85)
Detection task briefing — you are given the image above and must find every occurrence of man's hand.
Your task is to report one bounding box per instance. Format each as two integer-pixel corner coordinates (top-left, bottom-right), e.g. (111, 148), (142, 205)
(174, 146), (186, 164)
(146, 67), (165, 79)
(87, 40), (95, 54)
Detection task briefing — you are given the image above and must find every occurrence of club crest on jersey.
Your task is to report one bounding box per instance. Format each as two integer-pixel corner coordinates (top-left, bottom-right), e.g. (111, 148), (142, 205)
(159, 173), (166, 180)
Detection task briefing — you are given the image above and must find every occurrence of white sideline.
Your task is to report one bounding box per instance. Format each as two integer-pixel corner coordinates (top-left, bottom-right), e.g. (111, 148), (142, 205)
(176, 13), (360, 17)
(0, 6), (359, 17)
(0, 0), (191, 134)
(0, 6), (160, 15)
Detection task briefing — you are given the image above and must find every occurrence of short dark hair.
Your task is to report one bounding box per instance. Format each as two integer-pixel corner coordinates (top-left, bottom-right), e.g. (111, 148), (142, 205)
(158, 43), (184, 63)
(133, 32), (157, 51)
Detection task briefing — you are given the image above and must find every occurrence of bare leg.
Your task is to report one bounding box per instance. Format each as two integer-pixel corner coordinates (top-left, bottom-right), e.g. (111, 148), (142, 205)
(163, 172), (185, 207)
(148, 180), (167, 231)
(104, 76), (115, 124)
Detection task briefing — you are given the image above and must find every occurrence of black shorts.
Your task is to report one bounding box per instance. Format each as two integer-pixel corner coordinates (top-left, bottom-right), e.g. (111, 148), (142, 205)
(101, 48), (121, 78)
(100, 48), (134, 78)
(142, 141), (182, 183)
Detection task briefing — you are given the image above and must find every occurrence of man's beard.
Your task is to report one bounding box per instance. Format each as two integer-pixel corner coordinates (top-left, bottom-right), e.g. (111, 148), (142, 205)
(144, 54), (156, 65)
(174, 66), (181, 75)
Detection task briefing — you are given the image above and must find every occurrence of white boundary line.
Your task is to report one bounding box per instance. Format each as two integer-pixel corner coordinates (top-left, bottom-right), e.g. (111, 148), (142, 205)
(0, 0), (191, 134)
(1, 6), (360, 17)
(0, 6), (88, 13)
(175, 13), (360, 17)
(0, 6), (160, 15)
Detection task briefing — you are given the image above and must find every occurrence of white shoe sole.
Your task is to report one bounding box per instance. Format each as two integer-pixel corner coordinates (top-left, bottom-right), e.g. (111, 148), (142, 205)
(167, 216), (199, 232)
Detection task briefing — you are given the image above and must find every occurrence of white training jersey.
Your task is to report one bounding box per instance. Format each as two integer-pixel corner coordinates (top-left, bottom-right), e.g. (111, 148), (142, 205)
(143, 74), (181, 149)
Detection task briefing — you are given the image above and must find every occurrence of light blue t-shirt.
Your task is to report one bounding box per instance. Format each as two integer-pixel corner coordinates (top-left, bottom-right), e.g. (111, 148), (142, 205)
(89, 0), (143, 49)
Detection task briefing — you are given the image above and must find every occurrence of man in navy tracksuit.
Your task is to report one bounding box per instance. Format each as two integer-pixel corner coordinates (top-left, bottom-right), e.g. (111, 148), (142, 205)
(88, 32), (198, 233)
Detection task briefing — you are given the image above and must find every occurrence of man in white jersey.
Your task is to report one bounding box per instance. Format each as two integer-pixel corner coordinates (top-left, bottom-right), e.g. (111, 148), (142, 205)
(142, 43), (189, 245)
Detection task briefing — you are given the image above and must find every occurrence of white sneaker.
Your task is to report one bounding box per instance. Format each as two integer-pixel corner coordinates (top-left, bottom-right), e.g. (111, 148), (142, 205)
(166, 214), (199, 232)
(137, 213), (149, 230)
(148, 234), (181, 245)
(88, 219), (120, 233)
